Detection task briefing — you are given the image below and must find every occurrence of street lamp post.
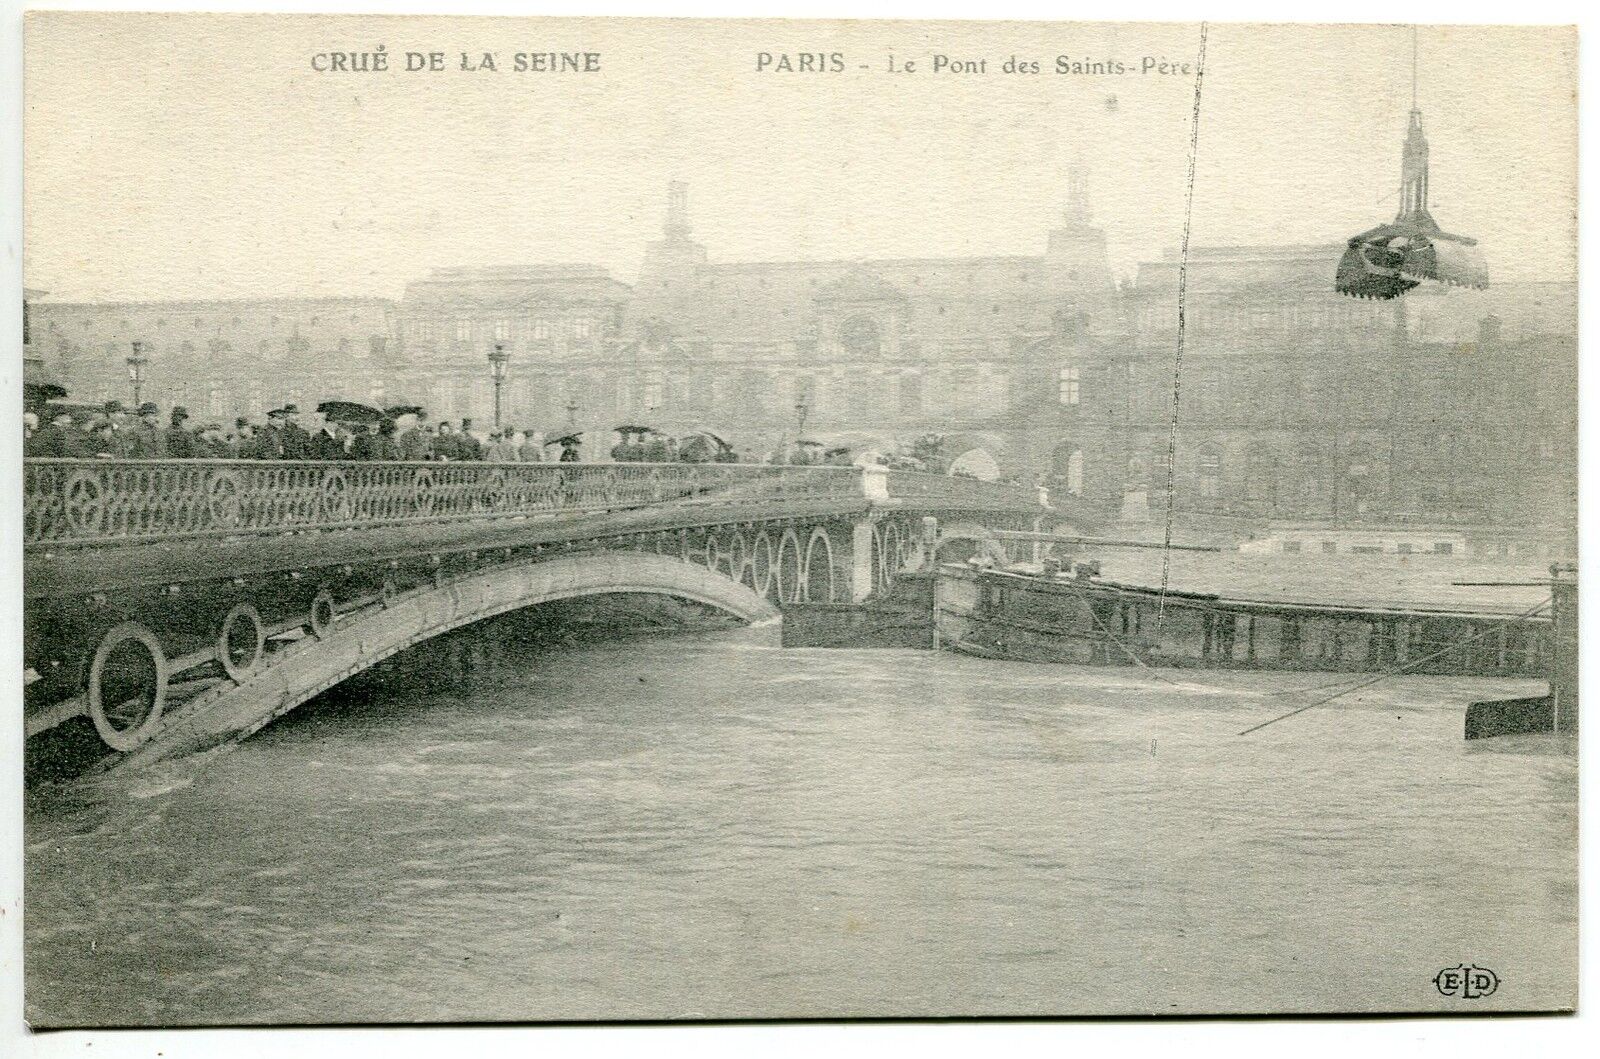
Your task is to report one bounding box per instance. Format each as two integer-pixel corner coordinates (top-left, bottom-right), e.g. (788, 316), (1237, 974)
(487, 343), (510, 430)
(125, 342), (149, 408)
(566, 397), (580, 429)
(795, 397), (809, 436)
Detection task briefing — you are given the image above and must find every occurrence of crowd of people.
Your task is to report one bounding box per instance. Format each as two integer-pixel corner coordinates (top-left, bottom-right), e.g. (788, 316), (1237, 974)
(21, 401), (573, 462)
(22, 398), (970, 472)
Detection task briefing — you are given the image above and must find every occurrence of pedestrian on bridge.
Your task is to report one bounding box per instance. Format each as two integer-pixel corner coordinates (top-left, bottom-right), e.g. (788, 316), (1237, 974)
(274, 405), (312, 460)
(397, 412), (431, 461)
(486, 429), (519, 463)
(127, 402), (167, 459)
(30, 409), (87, 458)
(517, 430), (544, 462)
(164, 406), (196, 459)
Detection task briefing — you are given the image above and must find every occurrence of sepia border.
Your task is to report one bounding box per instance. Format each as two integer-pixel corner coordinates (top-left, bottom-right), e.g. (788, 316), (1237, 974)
(2, 0), (1596, 1057)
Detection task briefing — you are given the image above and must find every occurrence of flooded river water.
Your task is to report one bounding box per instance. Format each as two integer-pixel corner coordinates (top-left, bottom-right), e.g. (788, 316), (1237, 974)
(27, 603), (1576, 1024)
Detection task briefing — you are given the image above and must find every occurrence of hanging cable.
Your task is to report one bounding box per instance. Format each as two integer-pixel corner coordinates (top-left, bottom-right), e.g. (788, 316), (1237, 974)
(1156, 22), (1209, 634)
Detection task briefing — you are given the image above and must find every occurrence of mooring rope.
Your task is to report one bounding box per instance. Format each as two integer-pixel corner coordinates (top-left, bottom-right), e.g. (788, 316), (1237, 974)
(1156, 21), (1210, 635)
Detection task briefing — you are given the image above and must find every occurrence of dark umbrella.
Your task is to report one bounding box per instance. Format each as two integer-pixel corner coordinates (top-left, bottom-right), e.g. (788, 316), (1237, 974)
(694, 429), (732, 449)
(384, 404), (426, 419)
(824, 446), (852, 458)
(317, 400), (384, 424)
(613, 424), (658, 435)
(545, 432), (584, 447)
(796, 438), (825, 448)
(24, 382), (68, 409)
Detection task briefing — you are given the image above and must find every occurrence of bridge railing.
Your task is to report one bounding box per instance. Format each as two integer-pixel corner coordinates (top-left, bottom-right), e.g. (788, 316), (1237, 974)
(21, 459), (868, 548)
(23, 459), (1044, 549)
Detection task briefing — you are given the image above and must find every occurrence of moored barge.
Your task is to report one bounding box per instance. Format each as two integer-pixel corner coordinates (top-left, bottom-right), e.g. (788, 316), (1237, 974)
(938, 562), (1551, 679)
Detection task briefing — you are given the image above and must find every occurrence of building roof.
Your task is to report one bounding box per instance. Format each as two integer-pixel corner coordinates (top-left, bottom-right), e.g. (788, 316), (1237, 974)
(403, 265), (631, 308)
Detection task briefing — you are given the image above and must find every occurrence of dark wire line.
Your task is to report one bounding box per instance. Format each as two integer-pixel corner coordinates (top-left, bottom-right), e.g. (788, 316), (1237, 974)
(1157, 21), (1209, 635)
(1236, 596), (1552, 736)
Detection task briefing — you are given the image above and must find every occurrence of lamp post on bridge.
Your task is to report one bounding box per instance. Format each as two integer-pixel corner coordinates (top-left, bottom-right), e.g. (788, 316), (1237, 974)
(126, 342), (149, 408)
(487, 343), (510, 430)
(566, 397), (579, 429)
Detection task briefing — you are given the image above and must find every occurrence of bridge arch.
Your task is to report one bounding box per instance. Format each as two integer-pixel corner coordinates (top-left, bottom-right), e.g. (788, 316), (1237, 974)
(803, 526), (837, 603)
(116, 552), (778, 770)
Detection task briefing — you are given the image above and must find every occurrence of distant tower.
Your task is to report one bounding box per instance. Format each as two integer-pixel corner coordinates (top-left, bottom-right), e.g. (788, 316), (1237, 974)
(1045, 165), (1114, 314)
(665, 180), (691, 239)
(633, 180), (708, 339)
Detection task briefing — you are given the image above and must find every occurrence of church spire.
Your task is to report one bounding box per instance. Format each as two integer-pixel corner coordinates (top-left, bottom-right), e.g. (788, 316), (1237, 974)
(664, 180), (690, 239)
(1064, 165), (1093, 226)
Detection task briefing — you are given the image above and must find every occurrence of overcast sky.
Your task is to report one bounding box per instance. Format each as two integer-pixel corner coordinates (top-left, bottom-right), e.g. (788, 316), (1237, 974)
(24, 15), (1575, 301)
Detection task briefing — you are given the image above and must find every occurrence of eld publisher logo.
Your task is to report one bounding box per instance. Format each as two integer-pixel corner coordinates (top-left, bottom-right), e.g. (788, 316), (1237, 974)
(1434, 965), (1500, 999)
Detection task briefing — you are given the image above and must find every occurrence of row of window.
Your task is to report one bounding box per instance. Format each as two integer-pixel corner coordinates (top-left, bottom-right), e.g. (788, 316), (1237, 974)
(409, 317), (596, 343)
(66, 312), (375, 332)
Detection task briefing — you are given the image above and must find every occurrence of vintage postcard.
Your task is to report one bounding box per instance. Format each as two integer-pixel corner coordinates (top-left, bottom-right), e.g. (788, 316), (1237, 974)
(19, 12), (1577, 1025)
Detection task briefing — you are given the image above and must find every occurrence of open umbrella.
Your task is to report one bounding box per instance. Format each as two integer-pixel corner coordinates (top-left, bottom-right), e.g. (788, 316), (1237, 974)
(545, 432), (583, 447)
(317, 400), (384, 424)
(24, 382), (68, 409)
(384, 404), (425, 419)
(694, 429), (732, 449)
(613, 423), (658, 435)
(796, 438), (825, 448)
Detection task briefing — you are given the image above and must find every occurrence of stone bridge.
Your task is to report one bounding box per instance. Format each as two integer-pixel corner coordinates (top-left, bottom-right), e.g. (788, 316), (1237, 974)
(23, 458), (1058, 761)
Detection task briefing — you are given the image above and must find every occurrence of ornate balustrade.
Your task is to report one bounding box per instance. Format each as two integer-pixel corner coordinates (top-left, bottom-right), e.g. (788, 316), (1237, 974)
(23, 459), (1044, 549)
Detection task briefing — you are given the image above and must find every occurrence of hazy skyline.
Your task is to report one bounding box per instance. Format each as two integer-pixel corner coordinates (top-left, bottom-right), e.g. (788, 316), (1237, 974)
(25, 15), (1575, 302)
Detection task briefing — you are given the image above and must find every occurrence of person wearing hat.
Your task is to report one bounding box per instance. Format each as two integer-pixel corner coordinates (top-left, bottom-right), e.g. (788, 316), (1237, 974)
(480, 428), (508, 463)
(397, 411), (431, 461)
(164, 406), (197, 458)
(126, 401), (167, 458)
(87, 417), (121, 459)
(276, 403), (312, 460)
(372, 418), (400, 461)
(431, 421), (460, 462)
(197, 422), (228, 457)
(458, 418), (484, 461)
(517, 429), (544, 462)
(348, 422), (381, 461)
(32, 409), (88, 458)
(558, 435), (581, 463)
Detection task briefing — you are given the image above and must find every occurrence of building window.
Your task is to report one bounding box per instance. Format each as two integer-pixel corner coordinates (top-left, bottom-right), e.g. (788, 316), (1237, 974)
(1283, 540), (1302, 553)
(1397, 542), (1412, 555)
(1198, 450), (1222, 498)
(411, 319), (434, 341)
(838, 315), (881, 357)
(1322, 541), (1338, 554)
(455, 317), (472, 342)
(532, 319), (551, 340)
(1434, 542), (1454, 555)
(1065, 450), (1084, 495)
(493, 318), (510, 341)
(1058, 366), (1081, 405)
(899, 372), (923, 416)
(572, 319), (592, 340)
(642, 378), (664, 410)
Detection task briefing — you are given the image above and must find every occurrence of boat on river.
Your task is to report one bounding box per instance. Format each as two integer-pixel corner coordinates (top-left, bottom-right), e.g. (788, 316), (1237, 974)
(939, 561), (1551, 680)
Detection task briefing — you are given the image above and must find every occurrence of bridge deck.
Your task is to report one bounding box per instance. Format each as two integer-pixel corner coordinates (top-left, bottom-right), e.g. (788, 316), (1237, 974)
(24, 458), (1048, 599)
